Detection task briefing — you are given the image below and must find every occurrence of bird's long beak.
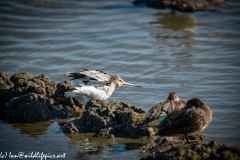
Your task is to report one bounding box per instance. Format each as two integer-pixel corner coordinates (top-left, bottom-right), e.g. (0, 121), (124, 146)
(123, 82), (142, 88)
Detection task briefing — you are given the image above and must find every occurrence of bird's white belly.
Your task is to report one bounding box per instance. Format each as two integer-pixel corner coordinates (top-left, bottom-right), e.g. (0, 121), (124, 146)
(65, 85), (113, 103)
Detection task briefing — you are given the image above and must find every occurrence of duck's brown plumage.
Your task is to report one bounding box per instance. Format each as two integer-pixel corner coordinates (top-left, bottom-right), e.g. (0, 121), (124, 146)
(143, 92), (186, 127)
(156, 98), (212, 136)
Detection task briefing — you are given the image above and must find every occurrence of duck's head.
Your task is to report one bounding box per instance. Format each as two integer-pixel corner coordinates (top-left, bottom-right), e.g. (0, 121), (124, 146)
(186, 98), (204, 108)
(111, 75), (141, 88)
(167, 92), (180, 101)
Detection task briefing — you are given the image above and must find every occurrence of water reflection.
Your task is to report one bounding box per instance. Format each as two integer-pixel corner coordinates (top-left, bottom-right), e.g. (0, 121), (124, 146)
(150, 12), (198, 31)
(0, 113), (51, 136)
(12, 121), (53, 136)
(66, 133), (114, 159)
(65, 132), (150, 159)
(150, 12), (197, 41)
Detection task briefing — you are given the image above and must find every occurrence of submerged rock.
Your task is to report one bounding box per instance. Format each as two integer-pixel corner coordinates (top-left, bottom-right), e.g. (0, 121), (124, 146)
(0, 72), (84, 122)
(62, 122), (79, 133)
(141, 134), (240, 160)
(63, 99), (149, 138)
(133, 0), (226, 11)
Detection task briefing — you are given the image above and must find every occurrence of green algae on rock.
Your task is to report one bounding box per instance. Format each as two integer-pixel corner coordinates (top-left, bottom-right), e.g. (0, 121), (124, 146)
(63, 99), (149, 138)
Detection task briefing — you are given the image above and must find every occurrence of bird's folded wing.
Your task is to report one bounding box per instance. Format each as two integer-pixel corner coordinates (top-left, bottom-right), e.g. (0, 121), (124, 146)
(158, 108), (205, 135)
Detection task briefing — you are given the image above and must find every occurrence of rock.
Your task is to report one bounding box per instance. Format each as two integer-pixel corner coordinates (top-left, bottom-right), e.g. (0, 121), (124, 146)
(62, 99), (149, 138)
(0, 72), (14, 90)
(0, 72), (14, 110)
(98, 127), (114, 138)
(35, 74), (56, 97)
(54, 97), (84, 119)
(0, 72), (84, 122)
(11, 73), (56, 98)
(55, 81), (74, 98)
(5, 93), (53, 122)
(10, 72), (34, 84)
(140, 134), (240, 160)
(62, 122), (79, 133)
(133, 0), (226, 12)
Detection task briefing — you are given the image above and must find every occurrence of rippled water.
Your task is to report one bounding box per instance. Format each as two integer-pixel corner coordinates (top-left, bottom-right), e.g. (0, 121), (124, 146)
(1, 0), (240, 159)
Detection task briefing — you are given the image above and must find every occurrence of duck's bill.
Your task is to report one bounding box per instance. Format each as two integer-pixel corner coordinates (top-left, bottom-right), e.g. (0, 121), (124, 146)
(123, 82), (142, 88)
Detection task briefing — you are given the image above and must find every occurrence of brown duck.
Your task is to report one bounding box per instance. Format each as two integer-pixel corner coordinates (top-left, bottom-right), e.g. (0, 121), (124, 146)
(156, 98), (212, 136)
(143, 92), (186, 128)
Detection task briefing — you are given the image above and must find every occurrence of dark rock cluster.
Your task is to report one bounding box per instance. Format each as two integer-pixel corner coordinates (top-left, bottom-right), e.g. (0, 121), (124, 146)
(62, 99), (149, 138)
(0, 72), (84, 122)
(133, 0), (226, 11)
(141, 134), (240, 160)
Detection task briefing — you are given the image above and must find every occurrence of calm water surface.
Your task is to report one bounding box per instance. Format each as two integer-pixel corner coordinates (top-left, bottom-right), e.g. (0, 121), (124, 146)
(0, 0), (240, 159)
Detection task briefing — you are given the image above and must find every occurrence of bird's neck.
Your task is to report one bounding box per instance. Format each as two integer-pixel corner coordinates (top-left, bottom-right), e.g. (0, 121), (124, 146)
(110, 80), (120, 89)
(106, 82), (118, 96)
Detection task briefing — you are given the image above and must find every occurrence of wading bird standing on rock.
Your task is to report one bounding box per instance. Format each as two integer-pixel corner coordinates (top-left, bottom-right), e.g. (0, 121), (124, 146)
(64, 69), (141, 103)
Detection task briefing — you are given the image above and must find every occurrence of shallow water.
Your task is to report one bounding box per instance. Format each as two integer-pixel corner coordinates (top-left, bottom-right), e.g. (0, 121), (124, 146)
(1, 0), (240, 159)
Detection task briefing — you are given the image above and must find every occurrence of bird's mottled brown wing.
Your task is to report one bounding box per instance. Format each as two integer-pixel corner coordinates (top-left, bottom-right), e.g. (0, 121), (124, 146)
(67, 69), (111, 84)
(144, 100), (186, 126)
(157, 107), (206, 136)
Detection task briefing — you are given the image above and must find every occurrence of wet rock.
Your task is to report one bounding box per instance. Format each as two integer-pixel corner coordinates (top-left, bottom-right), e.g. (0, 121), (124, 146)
(98, 127), (114, 138)
(133, 0), (226, 12)
(11, 73), (56, 98)
(10, 72), (34, 84)
(140, 134), (240, 160)
(5, 93), (54, 122)
(0, 72), (14, 90)
(0, 72), (84, 122)
(55, 81), (74, 98)
(54, 97), (84, 119)
(63, 99), (149, 138)
(35, 74), (56, 97)
(61, 97), (84, 113)
(62, 122), (79, 133)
